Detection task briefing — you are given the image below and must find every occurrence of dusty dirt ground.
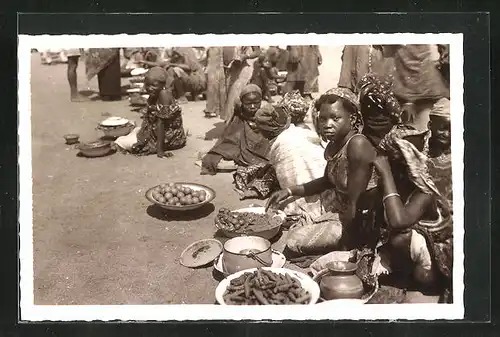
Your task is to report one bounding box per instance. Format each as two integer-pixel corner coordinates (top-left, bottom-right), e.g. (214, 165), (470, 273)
(30, 48), (437, 305)
(31, 53), (293, 305)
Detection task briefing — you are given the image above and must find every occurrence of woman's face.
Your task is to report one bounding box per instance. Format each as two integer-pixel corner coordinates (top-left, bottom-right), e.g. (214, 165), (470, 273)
(317, 100), (352, 142)
(241, 93), (262, 117)
(144, 78), (164, 95)
(429, 115), (451, 149)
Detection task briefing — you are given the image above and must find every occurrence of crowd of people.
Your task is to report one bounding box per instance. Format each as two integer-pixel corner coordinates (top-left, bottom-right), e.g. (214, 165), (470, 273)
(42, 44), (453, 302)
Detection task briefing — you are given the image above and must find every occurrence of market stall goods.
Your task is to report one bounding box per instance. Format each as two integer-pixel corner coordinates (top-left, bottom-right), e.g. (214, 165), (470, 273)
(214, 208), (282, 234)
(152, 183), (208, 206)
(145, 182), (216, 211)
(222, 268), (312, 305)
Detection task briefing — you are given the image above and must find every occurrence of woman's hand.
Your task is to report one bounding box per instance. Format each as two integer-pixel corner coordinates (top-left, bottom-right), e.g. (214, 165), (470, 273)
(373, 155), (392, 175)
(265, 189), (291, 211)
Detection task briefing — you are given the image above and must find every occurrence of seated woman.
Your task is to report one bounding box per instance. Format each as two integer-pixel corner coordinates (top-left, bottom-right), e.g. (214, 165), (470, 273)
(358, 73), (403, 147)
(427, 98), (452, 210)
(201, 84), (270, 175)
(266, 87), (378, 256)
(233, 92), (321, 201)
(116, 67), (187, 157)
(256, 96), (326, 218)
(374, 124), (453, 302)
(166, 47), (207, 104)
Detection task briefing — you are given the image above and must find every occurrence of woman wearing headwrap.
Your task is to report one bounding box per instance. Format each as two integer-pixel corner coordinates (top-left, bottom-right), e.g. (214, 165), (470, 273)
(277, 90), (312, 127)
(427, 98), (452, 209)
(266, 87), (380, 255)
(263, 95), (328, 223)
(358, 73), (403, 147)
(128, 67), (187, 157)
(232, 102), (288, 199)
(201, 84), (269, 175)
(222, 46), (262, 122)
(373, 124), (453, 303)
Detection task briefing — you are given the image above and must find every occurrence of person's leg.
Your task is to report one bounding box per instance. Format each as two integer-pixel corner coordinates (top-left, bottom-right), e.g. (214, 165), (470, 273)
(67, 56), (88, 102)
(97, 55), (122, 101)
(168, 67), (189, 104)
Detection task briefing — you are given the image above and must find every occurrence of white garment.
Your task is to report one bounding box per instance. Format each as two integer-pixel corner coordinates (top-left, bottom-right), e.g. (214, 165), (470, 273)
(269, 125), (327, 219)
(269, 125), (325, 188)
(115, 126), (141, 150)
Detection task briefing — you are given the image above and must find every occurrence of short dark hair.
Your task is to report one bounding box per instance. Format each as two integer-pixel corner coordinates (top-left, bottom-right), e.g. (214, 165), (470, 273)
(314, 94), (357, 115)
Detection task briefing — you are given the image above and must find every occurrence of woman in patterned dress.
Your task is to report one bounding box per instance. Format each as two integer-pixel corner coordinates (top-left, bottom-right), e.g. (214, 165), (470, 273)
(374, 124), (453, 302)
(266, 87), (379, 255)
(427, 98), (453, 209)
(130, 67), (187, 158)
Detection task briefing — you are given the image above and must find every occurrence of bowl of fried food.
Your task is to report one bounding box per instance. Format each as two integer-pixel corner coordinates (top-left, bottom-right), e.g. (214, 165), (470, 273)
(214, 207), (286, 240)
(215, 267), (320, 305)
(145, 182), (216, 211)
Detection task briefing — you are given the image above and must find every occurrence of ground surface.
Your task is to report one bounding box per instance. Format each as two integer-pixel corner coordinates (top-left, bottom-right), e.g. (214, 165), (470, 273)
(31, 54), (296, 305)
(30, 51), (437, 305)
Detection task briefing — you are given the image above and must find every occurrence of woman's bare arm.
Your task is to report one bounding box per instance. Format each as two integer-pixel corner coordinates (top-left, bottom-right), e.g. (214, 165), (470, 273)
(289, 176), (332, 198)
(375, 157), (434, 230)
(345, 135), (377, 225)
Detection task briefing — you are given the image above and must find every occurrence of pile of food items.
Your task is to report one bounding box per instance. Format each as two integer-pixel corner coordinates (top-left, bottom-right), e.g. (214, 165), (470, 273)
(215, 208), (281, 234)
(151, 183), (208, 206)
(223, 268), (312, 305)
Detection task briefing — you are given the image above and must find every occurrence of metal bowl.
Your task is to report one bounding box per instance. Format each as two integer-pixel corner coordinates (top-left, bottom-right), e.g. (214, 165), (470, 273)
(78, 140), (112, 157)
(145, 182), (216, 211)
(97, 123), (135, 138)
(215, 207), (286, 240)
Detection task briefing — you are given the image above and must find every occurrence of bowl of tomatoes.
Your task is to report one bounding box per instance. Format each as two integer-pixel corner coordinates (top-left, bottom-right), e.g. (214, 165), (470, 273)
(145, 182), (216, 211)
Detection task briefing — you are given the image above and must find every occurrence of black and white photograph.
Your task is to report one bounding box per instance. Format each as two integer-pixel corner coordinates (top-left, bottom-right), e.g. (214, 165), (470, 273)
(18, 33), (464, 321)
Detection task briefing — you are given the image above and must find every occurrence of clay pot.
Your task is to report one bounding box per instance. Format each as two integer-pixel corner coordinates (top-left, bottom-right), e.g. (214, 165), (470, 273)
(316, 261), (364, 300)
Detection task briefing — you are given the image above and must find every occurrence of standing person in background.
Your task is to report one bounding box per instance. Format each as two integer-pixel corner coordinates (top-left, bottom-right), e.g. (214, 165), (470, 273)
(222, 46), (261, 122)
(204, 47), (227, 118)
(303, 45), (322, 100)
(337, 45), (392, 95)
(85, 48), (122, 101)
(284, 46), (322, 101)
(380, 44), (449, 131)
(65, 49), (89, 102)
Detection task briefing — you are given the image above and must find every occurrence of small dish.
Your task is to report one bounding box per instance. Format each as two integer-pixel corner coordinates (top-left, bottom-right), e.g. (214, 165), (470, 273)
(180, 239), (223, 268)
(213, 249), (286, 275)
(63, 133), (80, 145)
(100, 116), (130, 127)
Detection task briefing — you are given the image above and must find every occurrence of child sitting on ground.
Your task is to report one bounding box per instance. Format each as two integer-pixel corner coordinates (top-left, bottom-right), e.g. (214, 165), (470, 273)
(116, 67), (187, 158)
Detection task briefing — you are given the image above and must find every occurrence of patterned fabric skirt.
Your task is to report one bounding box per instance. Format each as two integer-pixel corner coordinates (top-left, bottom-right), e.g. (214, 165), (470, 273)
(233, 163), (280, 200)
(133, 116), (187, 156)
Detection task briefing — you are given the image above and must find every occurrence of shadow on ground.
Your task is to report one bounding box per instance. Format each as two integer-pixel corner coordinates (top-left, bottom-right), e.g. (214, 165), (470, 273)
(204, 122), (226, 141)
(146, 203), (215, 221)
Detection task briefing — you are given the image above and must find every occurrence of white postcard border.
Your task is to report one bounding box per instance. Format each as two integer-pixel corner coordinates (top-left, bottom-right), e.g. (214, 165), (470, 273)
(18, 33), (465, 321)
